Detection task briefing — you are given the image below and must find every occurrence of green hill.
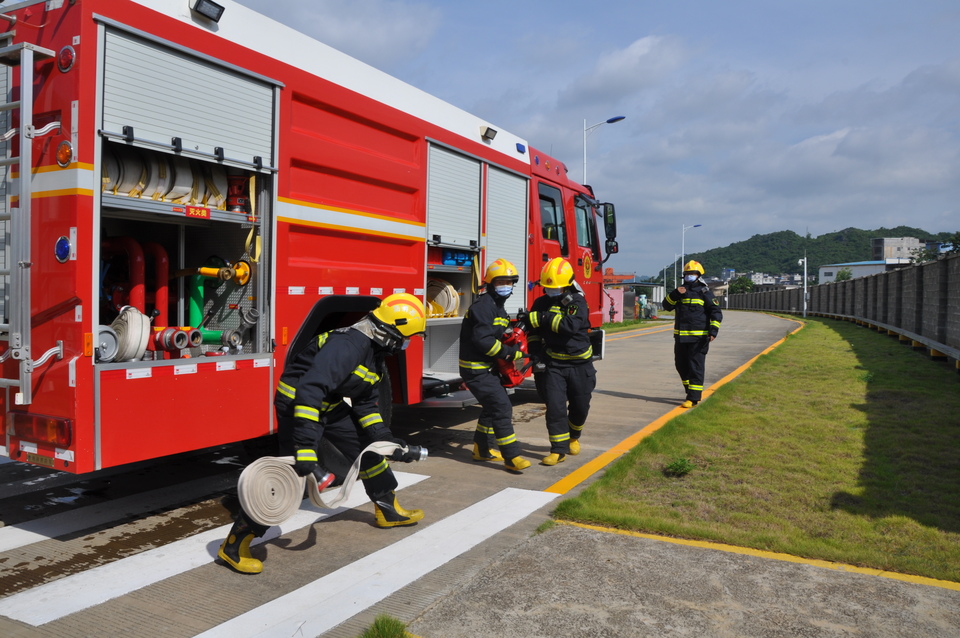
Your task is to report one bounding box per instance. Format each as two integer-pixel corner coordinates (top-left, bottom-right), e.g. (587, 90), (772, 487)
(659, 226), (953, 278)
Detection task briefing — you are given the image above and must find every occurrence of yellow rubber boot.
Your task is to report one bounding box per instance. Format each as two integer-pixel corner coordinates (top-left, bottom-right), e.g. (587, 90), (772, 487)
(472, 443), (504, 462)
(218, 531), (263, 574)
(541, 453), (566, 466)
(568, 439), (581, 456)
(374, 492), (425, 528)
(504, 456), (531, 472)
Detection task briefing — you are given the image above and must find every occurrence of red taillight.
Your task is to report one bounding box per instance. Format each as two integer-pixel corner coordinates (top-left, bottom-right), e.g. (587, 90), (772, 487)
(7, 412), (73, 448)
(57, 45), (75, 73)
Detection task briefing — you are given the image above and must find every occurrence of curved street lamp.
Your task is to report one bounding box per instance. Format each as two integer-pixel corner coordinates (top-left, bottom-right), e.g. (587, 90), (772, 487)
(583, 115), (625, 184)
(681, 223), (702, 275)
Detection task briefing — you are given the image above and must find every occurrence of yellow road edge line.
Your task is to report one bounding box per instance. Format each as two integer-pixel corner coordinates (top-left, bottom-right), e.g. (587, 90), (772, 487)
(606, 326), (674, 341)
(557, 521), (960, 591)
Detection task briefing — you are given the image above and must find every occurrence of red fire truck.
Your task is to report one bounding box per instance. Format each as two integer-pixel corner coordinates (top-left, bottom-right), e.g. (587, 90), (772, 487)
(0, 0), (618, 474)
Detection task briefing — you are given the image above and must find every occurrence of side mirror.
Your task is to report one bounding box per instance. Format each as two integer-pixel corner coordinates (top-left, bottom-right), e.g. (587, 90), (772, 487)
(602, 203), (617, 239)
(605, 239), (619, 255)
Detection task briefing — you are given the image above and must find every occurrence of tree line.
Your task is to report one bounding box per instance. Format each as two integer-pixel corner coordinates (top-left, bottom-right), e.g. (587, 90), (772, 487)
(658, 226), (957, 280)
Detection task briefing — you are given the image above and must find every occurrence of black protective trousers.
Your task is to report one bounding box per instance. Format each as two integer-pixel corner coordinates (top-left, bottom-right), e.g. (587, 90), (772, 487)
(674, 338), (710, 402)
(535, 363), (596, 454)
(462, 367), (521, 460)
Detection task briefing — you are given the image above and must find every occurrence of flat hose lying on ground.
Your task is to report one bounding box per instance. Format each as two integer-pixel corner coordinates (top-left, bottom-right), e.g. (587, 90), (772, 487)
(237, 441), (421, 526)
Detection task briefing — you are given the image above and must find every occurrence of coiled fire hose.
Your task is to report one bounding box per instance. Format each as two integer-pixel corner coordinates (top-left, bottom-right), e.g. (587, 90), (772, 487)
(237, 441), (427, 527)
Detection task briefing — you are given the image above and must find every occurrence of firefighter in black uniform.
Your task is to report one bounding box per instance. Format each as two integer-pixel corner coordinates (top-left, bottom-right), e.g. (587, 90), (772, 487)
(217, 293), (427, 574)
(525, 257), (596, 465)
(662, 260), (722, 408)
(459, 258), (532, 472)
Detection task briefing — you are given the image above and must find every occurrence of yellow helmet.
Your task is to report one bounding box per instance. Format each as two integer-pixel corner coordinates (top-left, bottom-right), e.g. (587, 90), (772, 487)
(540, 257), (574, 288)
(683, 260), (705, 276)
(371, 293), (426, 337)
(483, 258), (519, 284)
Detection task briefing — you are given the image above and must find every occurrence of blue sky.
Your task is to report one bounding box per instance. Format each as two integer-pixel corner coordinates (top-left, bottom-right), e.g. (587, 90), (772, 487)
(232, 0), (959, 278)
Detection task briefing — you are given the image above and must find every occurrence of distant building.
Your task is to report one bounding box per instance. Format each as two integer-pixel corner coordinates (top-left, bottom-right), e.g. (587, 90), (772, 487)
(602, 268), (665, 305)
(872, 237), (922, 261)
(819, 260), (888, 283)
(750, 273), (776, 286)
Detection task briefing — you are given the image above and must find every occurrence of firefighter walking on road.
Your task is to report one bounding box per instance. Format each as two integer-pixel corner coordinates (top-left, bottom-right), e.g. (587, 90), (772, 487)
(459, 258), (532, 472)
(217, 293), (427, 575)
(662, 260), (722, 408)
(525, 257), (596, 465)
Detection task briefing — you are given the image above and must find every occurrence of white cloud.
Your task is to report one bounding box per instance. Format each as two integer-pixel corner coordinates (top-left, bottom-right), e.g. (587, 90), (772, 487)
(233, 0), (441, 71)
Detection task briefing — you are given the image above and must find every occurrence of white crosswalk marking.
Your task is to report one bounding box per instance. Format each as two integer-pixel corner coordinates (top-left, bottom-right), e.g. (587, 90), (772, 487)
(0, 472), (428, 626)
(196, 487), (559, 638)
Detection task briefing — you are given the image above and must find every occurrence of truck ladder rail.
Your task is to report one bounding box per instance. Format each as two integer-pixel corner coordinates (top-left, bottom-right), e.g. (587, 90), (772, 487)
(0, 41), (56, 405)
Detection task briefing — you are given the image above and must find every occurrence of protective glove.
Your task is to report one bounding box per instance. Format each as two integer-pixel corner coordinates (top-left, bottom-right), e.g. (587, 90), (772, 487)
(392, 444), (427, 463)
(516, 354), (536, 375)
(293, 448), (319, 477)
(515, 310), (529, 327)
(388, 437), (409, 461)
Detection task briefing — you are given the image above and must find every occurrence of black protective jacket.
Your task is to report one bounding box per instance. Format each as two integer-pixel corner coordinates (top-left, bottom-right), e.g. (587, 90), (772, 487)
(662, 279), (723, 342)
(459, 291), (523, 372)
(274, 327), (387, 450)
(526, 290), (593, 367)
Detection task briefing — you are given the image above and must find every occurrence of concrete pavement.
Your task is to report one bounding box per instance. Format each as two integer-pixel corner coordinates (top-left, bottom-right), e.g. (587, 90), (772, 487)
(3, 311), (957, 637)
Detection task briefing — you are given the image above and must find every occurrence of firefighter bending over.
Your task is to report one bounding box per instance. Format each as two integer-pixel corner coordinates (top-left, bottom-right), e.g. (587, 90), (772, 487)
(662, 260), (722, 408)
(217, 293), (427, 574)
(524, 257), (596, 465)
(459, 258), (532, 472)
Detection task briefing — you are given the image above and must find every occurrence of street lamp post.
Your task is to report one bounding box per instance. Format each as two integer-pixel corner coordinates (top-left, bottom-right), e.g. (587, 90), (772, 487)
(798, 255), (808, 317)
(681, 223), (702, 275)
(583, 115), (625, 184)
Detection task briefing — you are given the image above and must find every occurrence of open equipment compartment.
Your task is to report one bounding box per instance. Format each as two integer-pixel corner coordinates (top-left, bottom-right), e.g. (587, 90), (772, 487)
(97, 141), (270, 363)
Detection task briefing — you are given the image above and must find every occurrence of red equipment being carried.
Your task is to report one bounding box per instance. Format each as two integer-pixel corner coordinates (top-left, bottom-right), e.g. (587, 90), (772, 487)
(0, 0), (618, 474)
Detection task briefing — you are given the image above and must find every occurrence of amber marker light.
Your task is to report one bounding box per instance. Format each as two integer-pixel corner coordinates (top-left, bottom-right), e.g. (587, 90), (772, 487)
(56, 140), (73, 166)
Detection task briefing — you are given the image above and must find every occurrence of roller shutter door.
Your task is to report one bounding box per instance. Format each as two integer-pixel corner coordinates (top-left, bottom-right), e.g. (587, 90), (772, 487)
(101, 29), (275, 166)
(426, 145), (480, 248)
(485, 167), (529, 307)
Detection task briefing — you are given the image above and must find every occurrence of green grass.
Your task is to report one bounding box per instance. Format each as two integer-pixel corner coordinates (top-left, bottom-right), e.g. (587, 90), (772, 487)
(555, 317), (960, 582)
(357, 614), (410, 638)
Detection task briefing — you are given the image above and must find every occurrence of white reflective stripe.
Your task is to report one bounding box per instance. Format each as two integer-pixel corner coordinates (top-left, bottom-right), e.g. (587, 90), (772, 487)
(19, 165), (96, 196)
(277, 199), (426, 241)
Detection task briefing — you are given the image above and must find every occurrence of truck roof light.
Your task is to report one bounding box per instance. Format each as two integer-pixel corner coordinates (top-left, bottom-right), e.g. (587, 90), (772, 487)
(7, 412), (73, 448)
(191, 0), (225, 23)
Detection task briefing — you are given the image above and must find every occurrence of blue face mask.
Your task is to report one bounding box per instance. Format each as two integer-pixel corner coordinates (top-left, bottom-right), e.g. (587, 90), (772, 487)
(545, 288), (563, 297)
(684, 274), (698, 283)
(494, 285), (514, 297)
(401, 338), (411, 351)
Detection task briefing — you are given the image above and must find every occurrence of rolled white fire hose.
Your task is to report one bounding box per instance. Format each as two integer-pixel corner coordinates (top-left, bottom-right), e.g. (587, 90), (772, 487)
(237, 441), (425, 527)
